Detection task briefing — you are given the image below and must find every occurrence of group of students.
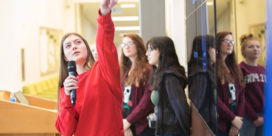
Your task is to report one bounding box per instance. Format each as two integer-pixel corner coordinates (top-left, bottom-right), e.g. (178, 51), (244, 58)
(215, 32), (265, 136)
(54, 0), (265, 136)
(189, 32), (265, 136)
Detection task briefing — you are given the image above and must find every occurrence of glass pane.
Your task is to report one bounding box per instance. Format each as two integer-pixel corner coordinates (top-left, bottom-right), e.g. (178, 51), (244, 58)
(186, 0), (217, 135)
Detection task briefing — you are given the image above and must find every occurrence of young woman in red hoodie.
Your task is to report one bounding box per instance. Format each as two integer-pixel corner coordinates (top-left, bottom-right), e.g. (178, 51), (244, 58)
(55, 0), (124, 135)
(120, 34), (154, 136)
(239, 34), (265, 136)
(216, 32), (245, 136)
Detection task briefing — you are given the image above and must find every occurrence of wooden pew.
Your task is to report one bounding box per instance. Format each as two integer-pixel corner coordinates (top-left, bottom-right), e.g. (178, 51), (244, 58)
(0, 91), (58, 136)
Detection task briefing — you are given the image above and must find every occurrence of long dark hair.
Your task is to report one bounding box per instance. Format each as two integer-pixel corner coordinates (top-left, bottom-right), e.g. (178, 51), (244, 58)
(120, 33), (149, 86)
(146, 36), (186, 90)
(216, 31), (243, 86)
(58, 33), (95, 91)
(188, 35), (215, 72)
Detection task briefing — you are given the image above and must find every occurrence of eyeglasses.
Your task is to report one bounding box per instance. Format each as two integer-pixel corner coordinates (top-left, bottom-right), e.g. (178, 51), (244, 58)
(223, 39), (235, 45)
(120, 41), (134, 48)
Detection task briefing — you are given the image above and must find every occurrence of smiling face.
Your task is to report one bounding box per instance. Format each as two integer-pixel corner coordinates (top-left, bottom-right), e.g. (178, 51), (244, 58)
(220, 34), (234, 56)
(243, 40), (261, 61)
(62, 35), (88, 65)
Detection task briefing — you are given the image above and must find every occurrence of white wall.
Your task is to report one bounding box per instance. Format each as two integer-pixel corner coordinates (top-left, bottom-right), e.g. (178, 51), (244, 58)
(165, 0), (187, 71)
(0, 0), (21, 92)
(0, 0), (75, 91)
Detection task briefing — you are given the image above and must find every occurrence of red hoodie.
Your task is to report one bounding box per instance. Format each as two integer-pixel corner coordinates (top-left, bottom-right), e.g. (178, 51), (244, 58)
(55, 10), (124, 136)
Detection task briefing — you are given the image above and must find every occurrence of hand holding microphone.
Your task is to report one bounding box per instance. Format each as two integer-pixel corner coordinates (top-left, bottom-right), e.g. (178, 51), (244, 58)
(63, 61), (78, 106)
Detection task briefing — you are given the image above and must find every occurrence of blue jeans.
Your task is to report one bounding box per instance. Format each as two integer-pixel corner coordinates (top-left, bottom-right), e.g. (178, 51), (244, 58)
(240, 117), (263, 136)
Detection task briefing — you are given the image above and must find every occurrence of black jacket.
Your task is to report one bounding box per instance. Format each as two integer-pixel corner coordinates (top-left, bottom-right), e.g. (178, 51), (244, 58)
(155, 67), (191, 136)
(188, 65), (217, 133)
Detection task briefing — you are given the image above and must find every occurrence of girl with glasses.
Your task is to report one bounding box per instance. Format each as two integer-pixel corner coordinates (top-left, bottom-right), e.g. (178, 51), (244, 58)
(216, 31), (245, 136)
(120, 34), (155, 136)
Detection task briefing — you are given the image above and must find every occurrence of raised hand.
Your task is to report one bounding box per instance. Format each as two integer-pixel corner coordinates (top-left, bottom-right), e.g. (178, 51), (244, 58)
(100, 0), (118, 15)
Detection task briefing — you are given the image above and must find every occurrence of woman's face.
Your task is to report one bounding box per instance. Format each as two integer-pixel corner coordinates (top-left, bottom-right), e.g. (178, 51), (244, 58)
(63, 35), (88, 64)
(146, 44), (160, 67)
(209, 47), (216, 64)
(121, 37), (137, 59)
(243, 40), (261, 60)
(220, 34), (234, 55)
(90, 45), (98, 61)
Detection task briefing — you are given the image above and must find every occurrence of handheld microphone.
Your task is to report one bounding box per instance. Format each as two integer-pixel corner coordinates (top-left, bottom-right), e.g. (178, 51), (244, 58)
(67, 61), (78, 106)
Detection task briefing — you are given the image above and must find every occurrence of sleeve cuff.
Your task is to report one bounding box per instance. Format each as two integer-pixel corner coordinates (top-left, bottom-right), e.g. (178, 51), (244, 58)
(98, 9), (112, 18)
(248, 114), (259, 121)
(63, 94), (73, 108)
(126, 115), (134, 124)
(223, 111), (236, 122)
(97, 9), (113, 29)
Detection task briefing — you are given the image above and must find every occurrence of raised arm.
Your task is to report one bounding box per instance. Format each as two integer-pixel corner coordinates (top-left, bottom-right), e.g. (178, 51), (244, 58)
(96, 0), (121, 94)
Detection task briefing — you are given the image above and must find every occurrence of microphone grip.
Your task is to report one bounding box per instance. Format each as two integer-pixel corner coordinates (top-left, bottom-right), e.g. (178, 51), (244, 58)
(68, 71), (77, 106)
(70, 90), (76, 106)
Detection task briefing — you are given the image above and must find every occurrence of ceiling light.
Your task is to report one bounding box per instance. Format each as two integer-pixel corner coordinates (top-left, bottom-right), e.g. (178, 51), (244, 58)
(112, 16), (139, 21)
(120, 4), (136, 8)
(116, 26), (140, 31)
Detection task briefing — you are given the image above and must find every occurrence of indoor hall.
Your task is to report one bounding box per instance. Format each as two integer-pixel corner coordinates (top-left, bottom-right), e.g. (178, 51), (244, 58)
(0, 0), (270, 135)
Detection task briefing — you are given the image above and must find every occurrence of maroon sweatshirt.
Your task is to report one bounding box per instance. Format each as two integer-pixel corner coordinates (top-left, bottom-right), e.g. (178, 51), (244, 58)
(239, 61), (265, 121)
(217, 76), (245, 133)
(121, 70), (154, 134)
